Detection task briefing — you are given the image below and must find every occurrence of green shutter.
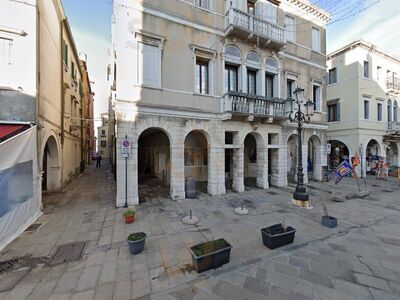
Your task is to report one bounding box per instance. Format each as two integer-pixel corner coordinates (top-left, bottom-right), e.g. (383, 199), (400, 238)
(63, 41), (68, 64)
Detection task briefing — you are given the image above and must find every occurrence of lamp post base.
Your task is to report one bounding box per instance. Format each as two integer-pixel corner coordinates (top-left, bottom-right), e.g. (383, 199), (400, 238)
(291, 198), (312, 208)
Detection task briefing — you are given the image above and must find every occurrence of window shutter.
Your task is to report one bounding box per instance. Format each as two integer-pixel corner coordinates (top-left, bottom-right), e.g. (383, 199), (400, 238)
(337, 102), (340, 121)
(138, 42), (159, 86)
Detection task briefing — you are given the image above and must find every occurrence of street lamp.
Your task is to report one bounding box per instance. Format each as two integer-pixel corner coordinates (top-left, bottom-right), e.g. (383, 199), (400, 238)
(285, 87), (314, 208)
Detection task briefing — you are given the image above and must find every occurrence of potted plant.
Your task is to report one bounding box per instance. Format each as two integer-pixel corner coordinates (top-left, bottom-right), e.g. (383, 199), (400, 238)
(190, 238), (232, 273)
(127, 232), (146, 254)
(123, 209), (135, 224)
(321, 201), (337, 228)
(261, 218), (296, 249)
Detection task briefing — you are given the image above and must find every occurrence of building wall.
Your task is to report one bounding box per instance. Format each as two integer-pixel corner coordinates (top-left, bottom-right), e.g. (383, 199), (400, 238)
(327, 41), (400, 172)
(112, 0), (329, 206)
(98, 125), (110, 159)
(0, 0), (36, 122)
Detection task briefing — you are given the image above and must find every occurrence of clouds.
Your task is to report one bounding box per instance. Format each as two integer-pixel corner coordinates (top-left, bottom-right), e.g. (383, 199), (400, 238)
(327, 0), (400, 54)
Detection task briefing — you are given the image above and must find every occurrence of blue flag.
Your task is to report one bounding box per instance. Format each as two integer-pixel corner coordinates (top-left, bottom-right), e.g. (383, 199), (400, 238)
(332, 160), (353, 184)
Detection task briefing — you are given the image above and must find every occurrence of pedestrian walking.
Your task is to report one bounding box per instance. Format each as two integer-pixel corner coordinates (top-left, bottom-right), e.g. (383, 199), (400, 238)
(96, 155), (102, 168)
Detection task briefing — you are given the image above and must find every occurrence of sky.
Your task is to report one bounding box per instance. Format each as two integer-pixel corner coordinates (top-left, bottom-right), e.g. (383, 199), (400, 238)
(61, 0), (400, 125)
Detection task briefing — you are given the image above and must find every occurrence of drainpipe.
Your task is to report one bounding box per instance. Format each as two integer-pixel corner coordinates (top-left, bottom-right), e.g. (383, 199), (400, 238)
(36, 3), (42, 203)
(60, 20), (65, 188)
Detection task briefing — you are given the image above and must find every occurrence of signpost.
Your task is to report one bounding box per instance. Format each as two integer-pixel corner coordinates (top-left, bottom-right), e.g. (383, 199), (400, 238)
(121, 136), (131, 208)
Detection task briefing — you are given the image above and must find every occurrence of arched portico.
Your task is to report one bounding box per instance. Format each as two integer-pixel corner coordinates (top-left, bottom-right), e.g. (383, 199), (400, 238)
(243, 132), (268, 189)
(307, 135), (323, 181)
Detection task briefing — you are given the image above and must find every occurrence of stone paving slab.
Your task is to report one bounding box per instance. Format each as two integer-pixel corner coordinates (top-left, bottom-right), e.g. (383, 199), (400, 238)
(0, 164), (400, 299)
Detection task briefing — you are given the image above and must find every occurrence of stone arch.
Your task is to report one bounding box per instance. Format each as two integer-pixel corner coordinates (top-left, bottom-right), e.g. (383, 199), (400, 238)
(41, 133), (61, 192)
(327, 139), (350, 169)
(135, 118), (175, 145)
(182, 120), (213, 145)
(366, 139), (381, 157)
(307, 135), (322, 181)
(184, 130), (210, 195)
(265, 57), (278, 69)
(137, 127), (172, 202)
(243, 131), (268, 189)
(386, 142), (399, 167)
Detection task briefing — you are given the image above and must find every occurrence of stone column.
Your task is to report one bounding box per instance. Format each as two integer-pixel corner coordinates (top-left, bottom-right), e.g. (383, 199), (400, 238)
(170, 141), (185, 200)
(271, 146), (287, 187)
(256, 144), (269, 189)
(232, 146), (245, 192)
(313, 144), (323, 181)
(208, 145), (226, 195)
(241, 60), (247, 93)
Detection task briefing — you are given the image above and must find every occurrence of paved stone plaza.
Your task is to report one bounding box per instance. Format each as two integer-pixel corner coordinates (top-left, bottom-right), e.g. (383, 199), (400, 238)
(1, 164), (400, 300)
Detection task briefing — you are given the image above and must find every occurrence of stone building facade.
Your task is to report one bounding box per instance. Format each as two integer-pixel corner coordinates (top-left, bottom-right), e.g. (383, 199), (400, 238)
(327, 40), (400, 175)
(111, 0), (330, 206)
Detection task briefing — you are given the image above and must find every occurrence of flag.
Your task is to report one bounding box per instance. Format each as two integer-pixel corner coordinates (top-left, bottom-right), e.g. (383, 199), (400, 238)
(351, 152), (361, 178)
(331, 160), (354, 184)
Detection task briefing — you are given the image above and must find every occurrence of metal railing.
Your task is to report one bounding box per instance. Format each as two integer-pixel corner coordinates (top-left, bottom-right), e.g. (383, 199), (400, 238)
(225, 7), (286, 44)
(388, 122), (400, 131)
(386, 76), (400, 92)
(223, 91), (286, 118)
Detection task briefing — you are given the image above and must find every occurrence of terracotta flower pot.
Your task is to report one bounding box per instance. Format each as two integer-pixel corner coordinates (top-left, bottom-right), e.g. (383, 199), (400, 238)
(124, 215), (135, 224)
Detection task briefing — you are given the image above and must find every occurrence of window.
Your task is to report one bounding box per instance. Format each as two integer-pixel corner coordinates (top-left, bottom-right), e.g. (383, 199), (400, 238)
(394, 101), (398, 122)
(247, 69), (257, 95)
(71, 61), (75, 80)
(225, 64), (238, 92)
(101, 141), (106, 147)
(377, 66), (381, 80)
(364, 100), (369, 119)
(137, 42), (160, 86)
(194, 0), (210, 9)
(388, 99), (392, 122)
(363, 61), (369, 78)
(377, 103), (382, 121)
(328, 68), (337, 84)
(196, 58), (209, 94)
(247, 1), (255, 15)
(313, 85), (321, 111)
(63, 40), (68, 65)
(285, 16), (295, 42)
(265, 73), (274, 98)
(287, 79), (295, 98)
(312, 28), (320, 52)
(328, 102), (340, 122)
(101, 130), (105, 136)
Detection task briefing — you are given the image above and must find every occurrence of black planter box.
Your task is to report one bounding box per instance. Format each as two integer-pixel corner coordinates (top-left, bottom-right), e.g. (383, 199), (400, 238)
(261, 224), (296, 249)
(190, 239), (232, 273)
(321, 215), (337, 228)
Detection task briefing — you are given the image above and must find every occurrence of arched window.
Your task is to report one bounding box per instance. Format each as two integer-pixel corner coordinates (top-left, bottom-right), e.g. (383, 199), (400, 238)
(225, 45), (241, 59)
(246, 51), (260, 64)
(388, 99), (392, 122)
(394, 100), (398, 122)
(265, 57), (278, 69)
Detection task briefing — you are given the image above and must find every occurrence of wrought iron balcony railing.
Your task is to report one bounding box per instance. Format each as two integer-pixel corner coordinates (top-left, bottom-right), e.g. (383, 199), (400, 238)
(388, 121), (400, 132)
(386, 76), (400, 93)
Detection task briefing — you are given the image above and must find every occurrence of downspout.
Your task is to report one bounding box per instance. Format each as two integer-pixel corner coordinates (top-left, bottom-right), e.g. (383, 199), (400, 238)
(36, 3), (42, 203)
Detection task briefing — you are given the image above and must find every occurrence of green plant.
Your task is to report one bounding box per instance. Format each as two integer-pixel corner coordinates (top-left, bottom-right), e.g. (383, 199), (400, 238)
(192, 239), (229, 257)
(128, 232), (146, 241)
(123, 209), (135, 218)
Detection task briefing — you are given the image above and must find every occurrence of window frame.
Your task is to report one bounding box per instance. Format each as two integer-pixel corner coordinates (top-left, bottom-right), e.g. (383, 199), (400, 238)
(312, 27), (321, 52)
(285, 15), (296, 42)
(196, 57), (210, 94)
(312, 84), (321, 112)
(363, 61), (369, 78)
(364, 100), (370, 120)
(225, 63), (239, 93)
(247, 68), (257, 96)
(377, 103), (382, 121)
(265, 72), (275, 99)
(328, 101), (340, 122)
(328, 68), (337, 85)
(194, 0), (211, 10)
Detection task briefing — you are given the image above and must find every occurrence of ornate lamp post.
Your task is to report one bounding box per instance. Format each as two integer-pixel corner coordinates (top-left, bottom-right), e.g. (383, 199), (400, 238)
(285, 87), (314, 208)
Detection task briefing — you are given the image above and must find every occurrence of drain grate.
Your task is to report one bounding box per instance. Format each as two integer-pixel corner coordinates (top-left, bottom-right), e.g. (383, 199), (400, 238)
(25, 223), (42, 232)
(49, 242), (86, 266)
(267, 191), (278, 195)
(0, 260), (19, 275)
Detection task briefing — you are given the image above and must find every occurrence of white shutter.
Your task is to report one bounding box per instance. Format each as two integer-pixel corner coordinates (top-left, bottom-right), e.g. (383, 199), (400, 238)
(312, 28), (320, 52)
(137, 42), (160, 86)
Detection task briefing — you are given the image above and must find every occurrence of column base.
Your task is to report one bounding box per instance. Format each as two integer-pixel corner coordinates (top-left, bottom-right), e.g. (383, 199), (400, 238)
(291, 199), (312, 208)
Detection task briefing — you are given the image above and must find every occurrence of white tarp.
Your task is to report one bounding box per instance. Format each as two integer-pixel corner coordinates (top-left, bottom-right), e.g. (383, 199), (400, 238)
(0, 126), (41, 250)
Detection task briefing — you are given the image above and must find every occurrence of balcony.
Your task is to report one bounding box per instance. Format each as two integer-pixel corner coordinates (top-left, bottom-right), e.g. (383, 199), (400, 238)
(224, 8), (286, 49)
(222, 91), (286, 121)
(386, 76), (400, 95)
(388, 122), (400, 132)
